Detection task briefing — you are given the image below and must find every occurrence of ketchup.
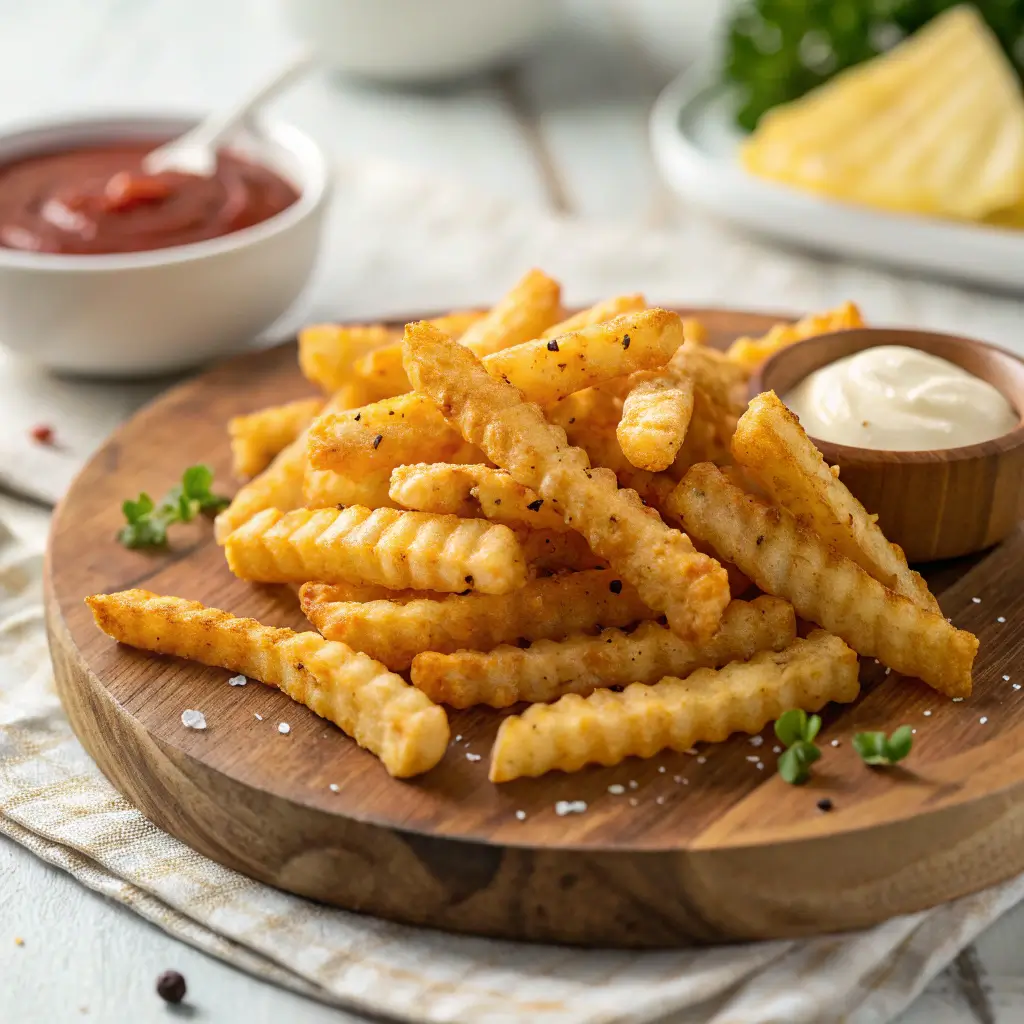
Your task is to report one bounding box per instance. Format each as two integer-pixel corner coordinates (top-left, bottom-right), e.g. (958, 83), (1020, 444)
(0, 138), (299, 255)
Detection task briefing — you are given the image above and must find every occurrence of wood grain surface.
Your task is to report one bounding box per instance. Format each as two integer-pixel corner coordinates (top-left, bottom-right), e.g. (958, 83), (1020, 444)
(45, 310), (1024, 947)
(755, 328), (1024, 562)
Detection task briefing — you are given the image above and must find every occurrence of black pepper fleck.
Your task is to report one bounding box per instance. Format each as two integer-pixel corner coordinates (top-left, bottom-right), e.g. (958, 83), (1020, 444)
(557, 363), (567, 371)
(546, 340), (559, 352)
(493, 498), (502, 505)
(816, 798), (834, 813)
(622, 334), (631, 349)
(465, 575), (474, 585)
(609, 580), (623, 594)
(389, 410), (395, 416)
(568, 417), (576, 425)
(756, 535), (764, 546)
(156, 971), (187, 1005)
(354, 413), (361, 422)
(526, 499), (544, 512)
(372, 434), (383, 449)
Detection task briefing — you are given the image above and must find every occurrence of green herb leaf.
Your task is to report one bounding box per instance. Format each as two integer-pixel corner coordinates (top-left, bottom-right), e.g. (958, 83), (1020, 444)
(774, 708), (807, 747)
(804, 713), (822, 743)
(777, 741), (821, 785)
(117, 465), (230, 549)
(853, 726), (913, 766)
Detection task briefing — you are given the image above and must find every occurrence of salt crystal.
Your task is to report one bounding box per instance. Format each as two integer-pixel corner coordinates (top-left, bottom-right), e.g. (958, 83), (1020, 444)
(655, 796), (666, 805)
(657, 766), (666, 773)
(997, 616), (1007, 623)
(980, 716), (989, 725)
(884, 667), (891, 675)
(278, 722), (291, 734)
(181, 709), (206, 730)
(1014, 684), (1022, 691)
(684, 748), (698, 755)
(972, 597), (982, 604)
(673, 775), (683, 783)
(773, 745), (782, 754)
(830, 739), (840, 748)
(696, 755), (707, 764)
(1004, 675), (1012, 681)
(329, 784), (340, 793)
(228, 674), (247, 687)
(628, 797), (639, 807)
(555, 800), (587, 816)
(746, 755), (760, 763)
(749, 735), (764, 748)
(454, 735), (462, 742)
(756, 762), (764, 770)
(628, 779), (639, 790)
(254, 713), (263, 721)
(923, 710), (932, 717)
(953, 697), (964, 702)
(515, 810), (527, 821)
(466, 752), (481, 762)
(608, 784), (625, 795)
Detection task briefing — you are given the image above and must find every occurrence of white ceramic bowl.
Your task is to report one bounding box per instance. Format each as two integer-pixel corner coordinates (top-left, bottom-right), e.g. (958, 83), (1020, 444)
(0, 113), (330, 377)
(278, 0), (556, 82)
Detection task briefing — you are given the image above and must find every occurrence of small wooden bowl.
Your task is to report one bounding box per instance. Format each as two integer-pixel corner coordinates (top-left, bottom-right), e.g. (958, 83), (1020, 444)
(750, 328), (1024, 562)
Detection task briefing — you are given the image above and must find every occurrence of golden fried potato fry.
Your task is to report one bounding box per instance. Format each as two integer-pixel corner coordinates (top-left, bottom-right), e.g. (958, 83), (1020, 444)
(617, 373), (694, 472)
(484, 308), (683, 407)
(86, 589), (448, 777)
(670, 463), (977, 697)
(669, 341), (749, 413)
(489, 630), (859, 780)
(412, 595), (795, 708)
(298, 324), (397, 393)
(351, 310), (487, 397)
(725, 302), (864, 371)
(308, 393), (485, 475)
(513, 527), (605, 573)
(303, 467), (397, 510)
(225, 506), (526, 594)
(214, 382), (371, 543)
(403, 322), (730, 640)
(732, 391), (938, 612)
(539, 294), (647, 339)
(229, 398), (325, 479)
(300, 569), (655, 671)
(389, 463), (570, 532)
(457, 268), (562, 358)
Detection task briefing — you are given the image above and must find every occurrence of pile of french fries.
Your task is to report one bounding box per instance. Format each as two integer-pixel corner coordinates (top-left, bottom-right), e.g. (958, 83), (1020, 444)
(87, 269), (978, 783)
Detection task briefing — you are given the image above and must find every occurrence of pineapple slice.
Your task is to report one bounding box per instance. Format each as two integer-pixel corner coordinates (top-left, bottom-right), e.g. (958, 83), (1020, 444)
(741, 6), (1024, 221)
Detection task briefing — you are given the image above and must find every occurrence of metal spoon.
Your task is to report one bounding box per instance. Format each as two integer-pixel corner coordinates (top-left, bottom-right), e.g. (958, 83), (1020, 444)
(143, 51), (315, 178)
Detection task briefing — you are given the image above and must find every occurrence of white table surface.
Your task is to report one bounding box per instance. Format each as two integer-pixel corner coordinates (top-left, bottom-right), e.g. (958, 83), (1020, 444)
(1, 1), (1021, 1021)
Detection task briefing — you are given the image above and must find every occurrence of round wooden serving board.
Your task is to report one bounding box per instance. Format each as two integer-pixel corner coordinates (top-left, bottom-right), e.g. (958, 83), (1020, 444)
(46, 309), (1024, 948)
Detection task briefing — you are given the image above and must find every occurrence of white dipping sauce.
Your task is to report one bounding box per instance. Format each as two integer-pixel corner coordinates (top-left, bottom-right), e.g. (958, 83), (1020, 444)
(783, 345), (1018, 451)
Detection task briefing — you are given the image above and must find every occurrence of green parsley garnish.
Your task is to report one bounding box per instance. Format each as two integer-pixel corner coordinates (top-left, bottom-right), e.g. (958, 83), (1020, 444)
(118, 465), (229, 549)
(852, 726), (913, 767)
(774, 708), (822, 785)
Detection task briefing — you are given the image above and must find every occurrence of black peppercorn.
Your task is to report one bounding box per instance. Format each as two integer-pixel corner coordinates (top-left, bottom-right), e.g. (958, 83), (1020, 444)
(156, 970), (187, 1004)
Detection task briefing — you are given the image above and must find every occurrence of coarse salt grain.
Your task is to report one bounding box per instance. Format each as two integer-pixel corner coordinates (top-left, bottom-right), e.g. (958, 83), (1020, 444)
(608, 784), (625, 795)
(1004, 675), (1012, 681)
(555, 800), (587, 816)
(254, 713), (263, 721)
(830, 739), (840, 747)
(923, 710), (932, 717)
(466, 753), (481, 762)
(1014, 684), (1022, 691)
(673, 775), (683, 783)
(696, 755), (707, 764)
(454, 735), (462, 742)
(980, 717), (989, 724)
(756, 762), (764, 770)
(181, 709), (206, 730)
(278, 722), (290, 734)
(745, 755), (760, 763)
(972, 597), (981, 604)
(749, 735), (764, 747)
(228, 674), (247, 686)
(773, 745), (782, 754)
(655, 796), (666, 805)
(628, 797), (639, 807)
(997, 616), (1006, 623)
(628, 779), (639, 790)
(329, 784), (340, 793)
(953, 697), (964, 702)
(658, 766), (666, 773)
(515, 810), (526, 821)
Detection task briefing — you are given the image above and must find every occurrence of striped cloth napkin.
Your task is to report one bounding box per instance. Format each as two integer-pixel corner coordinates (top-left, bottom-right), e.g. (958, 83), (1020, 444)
(2, 160), (1024, 1023)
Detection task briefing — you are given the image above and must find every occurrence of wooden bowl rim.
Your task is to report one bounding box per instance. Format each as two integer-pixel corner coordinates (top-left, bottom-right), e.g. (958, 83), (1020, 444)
(749, 328), (1024, 466)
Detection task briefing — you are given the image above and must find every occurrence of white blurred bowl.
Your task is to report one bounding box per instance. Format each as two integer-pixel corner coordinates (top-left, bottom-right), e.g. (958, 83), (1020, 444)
(0, 113), (330, 377)
(279, 0), (556, 82)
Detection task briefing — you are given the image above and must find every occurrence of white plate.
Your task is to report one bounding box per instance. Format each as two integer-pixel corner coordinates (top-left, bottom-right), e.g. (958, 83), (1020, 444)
(650, 67), (1024, 294)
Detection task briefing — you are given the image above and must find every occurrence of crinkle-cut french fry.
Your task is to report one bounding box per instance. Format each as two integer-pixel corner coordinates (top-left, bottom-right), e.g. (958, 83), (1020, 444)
(225, 506), (526, 595)
(300, 569), (655, 671)
(298, 323), (397, 393)
(514, 528), (605, 573)
(669, 341), (749, 413)
(726, 302), (864, 372)
(303, 467), (398, 510)
(300, 580), (428, 604)
(489, 629), (859, 781)
(732, 391), (939, 612)
(214, 383), (369, 543)
(540, 294), (648, 339)
(412, 595), (796, 708)
(389, 463), (571, 532)
(484, 308), (684, 407)
(307, 392), (482, 475)
(666, 392), (738, 478)
(229, 398), (325, 479)
(670, 463), (977, 697)
(351, 310), (487, 398)
(403, 323), (730, 640)
(457, 268), (562, 358)
(86, 589), (448, 777)
(617, 374), (695, 472)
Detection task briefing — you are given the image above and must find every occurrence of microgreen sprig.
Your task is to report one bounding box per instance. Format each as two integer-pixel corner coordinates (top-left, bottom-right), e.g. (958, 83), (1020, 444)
(118, 464), (229, 549)
(852, 726), (913, 767)
(774, 708), (822, 785)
